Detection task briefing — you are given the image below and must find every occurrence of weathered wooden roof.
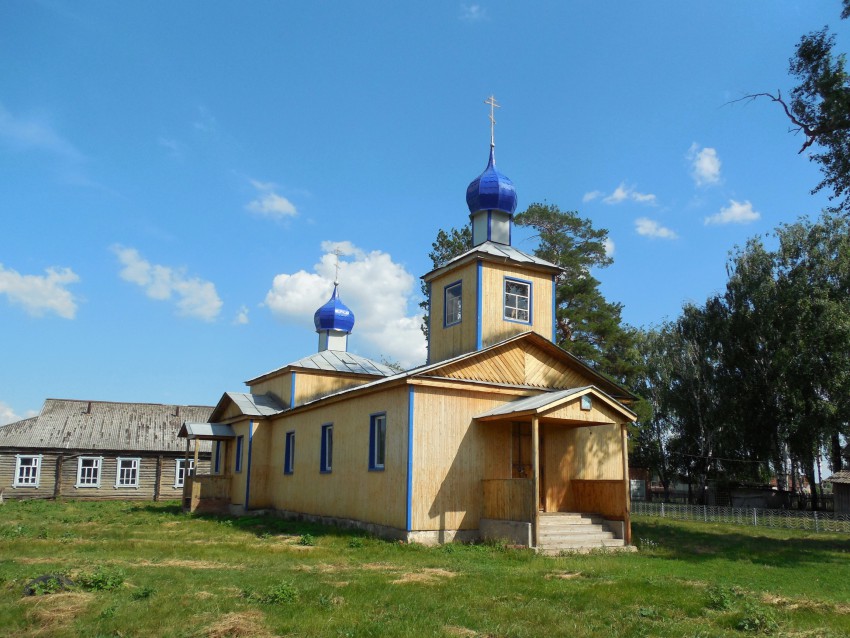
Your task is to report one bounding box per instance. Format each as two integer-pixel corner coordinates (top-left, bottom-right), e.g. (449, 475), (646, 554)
(827, 470), (850, 484)
(421, 241), (561, 282)
(246, 350), (396, 385)
(0, 399), (213, 453)
(208, 392), (286, 422)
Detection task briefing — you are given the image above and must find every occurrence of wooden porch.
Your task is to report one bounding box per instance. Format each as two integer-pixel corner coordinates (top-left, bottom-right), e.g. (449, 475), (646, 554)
(182, 473), (231, 514)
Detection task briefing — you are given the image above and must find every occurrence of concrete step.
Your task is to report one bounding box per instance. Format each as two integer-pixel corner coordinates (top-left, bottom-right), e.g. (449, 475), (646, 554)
(535, 512), (628, 553)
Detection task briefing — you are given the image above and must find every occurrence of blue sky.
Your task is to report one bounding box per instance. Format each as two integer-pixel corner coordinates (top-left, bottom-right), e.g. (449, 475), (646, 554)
(1, 1), (847, 423)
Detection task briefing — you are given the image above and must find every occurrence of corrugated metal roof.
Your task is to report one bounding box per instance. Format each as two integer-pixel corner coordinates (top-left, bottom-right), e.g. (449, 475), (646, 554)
(224, 392), (285, 417)
(422, 241), (561, 281)
(179, 422), (236, 440)
(248, 350), (397, 383)
(474, 387), (588, 418)
(0, 399), (213, 453)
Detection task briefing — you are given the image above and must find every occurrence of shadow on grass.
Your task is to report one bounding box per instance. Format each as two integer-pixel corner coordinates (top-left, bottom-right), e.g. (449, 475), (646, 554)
(633, 518), (850, 568)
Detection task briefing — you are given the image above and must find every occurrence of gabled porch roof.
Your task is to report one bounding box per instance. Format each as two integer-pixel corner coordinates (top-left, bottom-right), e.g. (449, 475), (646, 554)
(178, 422), (237, 440)
(474, 385), (637, 423)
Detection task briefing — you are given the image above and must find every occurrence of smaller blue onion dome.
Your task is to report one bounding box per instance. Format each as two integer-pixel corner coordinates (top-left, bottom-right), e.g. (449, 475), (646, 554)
(313, 284), (355, 334)
(465, 146), (517, 215)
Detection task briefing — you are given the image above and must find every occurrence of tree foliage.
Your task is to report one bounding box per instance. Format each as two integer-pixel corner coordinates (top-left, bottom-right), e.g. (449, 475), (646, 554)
(750, 6), (850, 213)
(633, 211), (850, 505)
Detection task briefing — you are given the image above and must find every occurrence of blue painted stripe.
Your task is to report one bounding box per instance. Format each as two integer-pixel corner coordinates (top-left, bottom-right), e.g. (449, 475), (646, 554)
(406, 386), (414, 532)
(245, 420), (254, 507)
(551, 274), (557, 343)
(426, 282), (432, 364)
(476, 260), (483, 350)
(290, 371), (297, 408)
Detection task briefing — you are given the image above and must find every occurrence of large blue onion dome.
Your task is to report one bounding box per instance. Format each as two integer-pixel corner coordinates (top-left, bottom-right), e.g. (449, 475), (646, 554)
(465, 146), (517, 215)
(313, 284), (355, 334)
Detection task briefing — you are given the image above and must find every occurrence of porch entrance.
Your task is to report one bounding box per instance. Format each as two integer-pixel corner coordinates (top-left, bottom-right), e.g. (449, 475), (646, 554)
(511, 422), (546, 512)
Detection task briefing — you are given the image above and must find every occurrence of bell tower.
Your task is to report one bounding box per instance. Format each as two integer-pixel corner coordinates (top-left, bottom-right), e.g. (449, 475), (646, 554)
(422, 97), (560, 364)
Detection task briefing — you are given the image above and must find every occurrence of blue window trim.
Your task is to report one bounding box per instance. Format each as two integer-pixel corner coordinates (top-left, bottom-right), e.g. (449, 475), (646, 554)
(551, 274), (557, 343)
(503, 276), (533, 325)
(443, 280), (462, 327)
(290, 371), (297, 408)
(406, 387), (414, 531)
(426, 282), (432, 363)
(214, 441), (221, 474)
(476, 260), (483, 350)
(245, 421), (254, 506)
(320, 423), (333, 473)
(369, 412), (387, 471)
(284, 431), (295, 475)
(235, 435), (244, 473)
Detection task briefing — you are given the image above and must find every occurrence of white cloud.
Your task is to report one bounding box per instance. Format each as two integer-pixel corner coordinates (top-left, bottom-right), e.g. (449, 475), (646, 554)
(0, 263), (80, 318)
(603, 237), (615, 258)
(234, 305), (250, 325)
(600, 182), (657, 205)
(192, 105), (218, 134)
(460, 4), (487, 21)
(112, 245), (223, 321)
(635, 217), (678, 240)
(0, 102), (83, 160)
(264, 242), (426, 368)
(246, 179), (298, 219)
(582, 190), (603, 203)
(687, 143), (721, 186)
(704, 199), (760, 226)
(0, 401), (38, 426)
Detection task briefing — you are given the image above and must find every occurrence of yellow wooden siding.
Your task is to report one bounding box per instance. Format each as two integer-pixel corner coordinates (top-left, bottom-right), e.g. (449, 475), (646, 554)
(481, 263), (553, 349)
(524, 347), (588, 388)
(540, 396), (621, 425)
(263, 386), (410, 530)
(540, 423), (624, 512)
(410, 386), (517, 531)
(248, 372), (292, 408)
(293, 371), (377, 407)
(428, 262), (478, 363)
(228, 420), (252, 506)
(246, 421), (273, 508)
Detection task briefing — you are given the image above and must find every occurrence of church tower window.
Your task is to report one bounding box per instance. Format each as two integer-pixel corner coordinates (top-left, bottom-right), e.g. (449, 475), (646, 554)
(444, 281), (462, 326)
(504, 278), (531, 323)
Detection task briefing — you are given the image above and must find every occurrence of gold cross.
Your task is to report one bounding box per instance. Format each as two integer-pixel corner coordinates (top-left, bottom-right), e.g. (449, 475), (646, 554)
(485, 95), (500, 147)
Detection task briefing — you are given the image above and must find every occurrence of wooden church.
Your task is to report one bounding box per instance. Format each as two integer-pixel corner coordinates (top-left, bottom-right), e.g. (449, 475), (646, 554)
(181, 111), (637, 552)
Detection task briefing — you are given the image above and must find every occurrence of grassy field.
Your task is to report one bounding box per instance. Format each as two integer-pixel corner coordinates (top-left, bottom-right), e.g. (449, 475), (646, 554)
(0, 500), (848, 637)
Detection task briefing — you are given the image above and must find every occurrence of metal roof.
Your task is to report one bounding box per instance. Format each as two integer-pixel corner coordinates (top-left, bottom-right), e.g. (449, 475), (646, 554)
(0, 399), (213, 453)
(223, 392), (286, 417)
(179, 422), (236, 440)
(248, 350), (397, 383)
(422, 241), (560, 281)
(474, 387), (588, 419)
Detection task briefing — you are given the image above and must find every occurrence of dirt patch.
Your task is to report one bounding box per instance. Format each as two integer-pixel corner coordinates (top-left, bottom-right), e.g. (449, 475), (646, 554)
(444, 626), (478, 637)
(22, 591), (94, 634)
(204, 611), (273, 638)
(135, 559), (241, 570)
(546, 571), (583, 580)
(391, 568), (457, 585)
(360, 562), (396, 571)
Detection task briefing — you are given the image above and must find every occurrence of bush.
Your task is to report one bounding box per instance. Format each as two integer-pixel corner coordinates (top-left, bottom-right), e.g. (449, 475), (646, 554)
(298, 533), (316, 546)
(244, 581), (298, 605)
(76, 566), (125, 592)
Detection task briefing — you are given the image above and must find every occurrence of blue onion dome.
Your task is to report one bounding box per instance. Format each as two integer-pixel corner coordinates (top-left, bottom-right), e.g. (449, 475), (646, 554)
(313, 284), (355, 333)
(465, 146), (517, 215)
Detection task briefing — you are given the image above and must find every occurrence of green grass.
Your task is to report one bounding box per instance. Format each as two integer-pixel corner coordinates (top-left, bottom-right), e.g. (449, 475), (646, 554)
(0, 500), (848, 637)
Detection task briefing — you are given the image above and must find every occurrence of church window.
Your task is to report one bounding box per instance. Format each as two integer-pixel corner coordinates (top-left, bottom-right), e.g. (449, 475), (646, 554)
(14, 455), (41, 488)
(284, 431), (295, 475)
(369, 413), (386, 470)
(235, 436), (244, 473)
(444, 281), (462, 326)
(320, 424), (333, 473)
(504, 278), (531, 323)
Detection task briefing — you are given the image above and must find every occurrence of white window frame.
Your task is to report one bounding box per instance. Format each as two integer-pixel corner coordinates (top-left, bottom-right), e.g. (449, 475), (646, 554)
(504, 278), (531, 323)
(14, 454), (42, 488)
(174, 458), (195, 488)
(75, 456), (103, 488)
(115, 457), (141, 489)
(444, 281), (462, 326)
